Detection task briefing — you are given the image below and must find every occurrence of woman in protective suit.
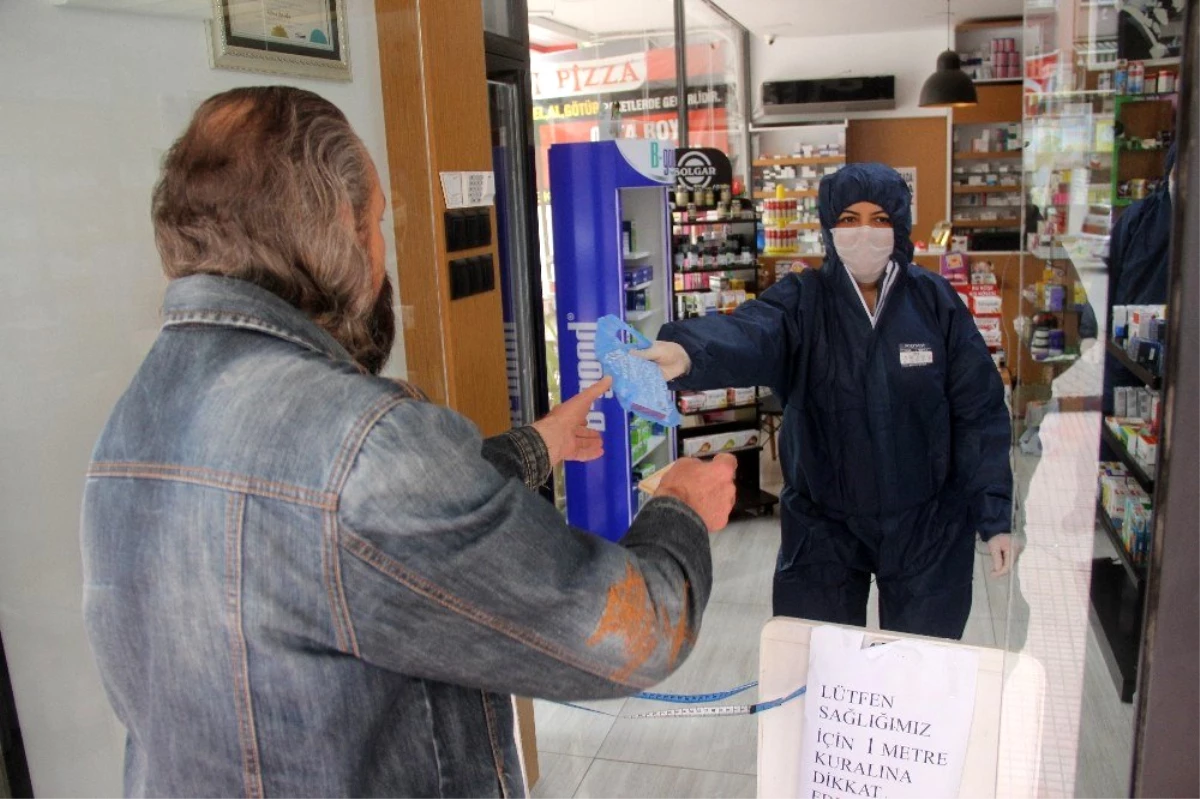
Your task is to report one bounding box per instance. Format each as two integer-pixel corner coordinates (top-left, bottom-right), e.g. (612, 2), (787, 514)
(640, 163), (1015, 640)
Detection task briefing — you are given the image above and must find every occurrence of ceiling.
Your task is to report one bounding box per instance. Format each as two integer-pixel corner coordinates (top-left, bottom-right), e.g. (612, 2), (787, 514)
(528, 0), (1026, 40)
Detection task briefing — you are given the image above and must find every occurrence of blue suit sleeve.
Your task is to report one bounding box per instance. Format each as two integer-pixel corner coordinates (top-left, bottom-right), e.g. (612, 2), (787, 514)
(944, 293), (1013, 539)
(657, 275), (802, 392)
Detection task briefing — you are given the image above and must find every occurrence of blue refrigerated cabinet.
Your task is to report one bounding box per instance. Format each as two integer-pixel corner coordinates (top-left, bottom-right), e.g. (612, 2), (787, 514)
(550, 140), (677, 541)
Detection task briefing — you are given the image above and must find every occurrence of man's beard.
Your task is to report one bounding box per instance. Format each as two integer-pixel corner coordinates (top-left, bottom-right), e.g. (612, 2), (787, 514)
(356, 274), (395, 376)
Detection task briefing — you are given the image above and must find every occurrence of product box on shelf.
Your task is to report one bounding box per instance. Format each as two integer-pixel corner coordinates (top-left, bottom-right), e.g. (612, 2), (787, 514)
(678, 392), (706, 414)
(623, 265), (653, 288)
(729, 387), (756, 406)
(940, 253), (969, 285)
(1135, 432), (1158, 468)
(701, 389), (729, 410)
(975, 317), (1003, 349)
(969, 284), (1002, 316)
(681, 428), (759, 457)
(1123, 498), (1153, 563)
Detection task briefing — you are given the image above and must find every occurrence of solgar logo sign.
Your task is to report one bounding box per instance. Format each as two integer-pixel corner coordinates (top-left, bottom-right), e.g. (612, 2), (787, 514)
(670, 147), (734, 191)
(676, 150), (718, 188)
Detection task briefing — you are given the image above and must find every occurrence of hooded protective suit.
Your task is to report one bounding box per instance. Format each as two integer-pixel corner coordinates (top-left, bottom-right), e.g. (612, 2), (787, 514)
(1103, 144), (1176, 414)
(658, 163), (1012, 639)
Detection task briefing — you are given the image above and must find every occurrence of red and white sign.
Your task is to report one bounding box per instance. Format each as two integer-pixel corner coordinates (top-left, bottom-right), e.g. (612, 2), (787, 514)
(533, 53), (648, 100)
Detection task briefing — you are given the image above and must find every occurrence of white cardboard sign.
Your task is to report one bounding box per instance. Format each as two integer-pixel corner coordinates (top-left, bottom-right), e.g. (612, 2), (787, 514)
(799, 626), (979, 799)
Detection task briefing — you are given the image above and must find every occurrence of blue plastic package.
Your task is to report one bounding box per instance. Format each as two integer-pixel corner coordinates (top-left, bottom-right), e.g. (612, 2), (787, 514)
(594, 315), (682, 428)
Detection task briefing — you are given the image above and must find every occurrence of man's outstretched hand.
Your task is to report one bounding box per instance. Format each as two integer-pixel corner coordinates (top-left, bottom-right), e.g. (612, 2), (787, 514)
(531, 378), (612, 468)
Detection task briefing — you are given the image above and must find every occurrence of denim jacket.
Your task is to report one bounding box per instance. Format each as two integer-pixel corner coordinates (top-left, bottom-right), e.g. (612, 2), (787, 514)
(81, 275), (712, 798)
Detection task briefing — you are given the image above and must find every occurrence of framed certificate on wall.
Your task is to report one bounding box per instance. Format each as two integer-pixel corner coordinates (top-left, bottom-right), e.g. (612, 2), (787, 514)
(209, 0), (350, 82)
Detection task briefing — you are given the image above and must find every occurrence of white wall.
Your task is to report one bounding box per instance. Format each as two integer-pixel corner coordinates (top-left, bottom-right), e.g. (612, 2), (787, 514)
(0, 1), (402, 793)
(750, 27), (953, 121)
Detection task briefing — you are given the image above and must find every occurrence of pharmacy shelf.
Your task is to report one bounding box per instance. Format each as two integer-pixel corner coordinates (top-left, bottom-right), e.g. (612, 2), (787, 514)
(679, 420), (759, 438)
(626, 281), (654, 292)
(1105, 340), (1162, 389)
(952, 185), (1023, 194)
(1100, 424), (1156, 494)
(679, 401), (760, 417)
(695, 443), (764, 458)
(1089, 557), (1143, 703)
(954, 150), (1023, 159)
(672, 215), (758, 227)
(753, 155), (845, 168)
(673, 265), (757, 274)
(622, 251), (652, 261)
(733, 487), (779, 517)
(952, 218), (1022, 228)
(632, 435), (668, 469)
(1096, 499), (1145, 585)
(753, 189), (819, 199)
(1115, 92), (1178, 102)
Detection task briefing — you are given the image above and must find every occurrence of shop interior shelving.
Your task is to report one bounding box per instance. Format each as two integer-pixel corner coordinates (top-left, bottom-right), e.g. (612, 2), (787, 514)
(955, 17), (1025, 83)
(951, 83), (1025, 251)
(669, 207), (778, 518)
(620, 187), (676, 517)
(1110, 92), (1178, 211)
(750, 122), (847, 260)
(1092, 336), (1162, 703)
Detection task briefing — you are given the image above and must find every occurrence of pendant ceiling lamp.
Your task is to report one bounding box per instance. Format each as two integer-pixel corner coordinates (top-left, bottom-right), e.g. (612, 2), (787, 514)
(919, 0), (978, 108)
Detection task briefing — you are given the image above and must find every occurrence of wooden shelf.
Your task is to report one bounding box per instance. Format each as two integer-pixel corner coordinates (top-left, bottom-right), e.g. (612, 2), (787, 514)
(953, 218), (1022, 228)
(954, 150), (1023, 159)
(952, 185), (1023, 194)
(752, 155), (846, 168)
(1106, 340), (1162, 389)
(753, 189), (818, 199)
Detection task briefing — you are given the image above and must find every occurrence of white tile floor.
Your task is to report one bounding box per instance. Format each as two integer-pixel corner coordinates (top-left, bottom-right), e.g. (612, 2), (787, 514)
(531, 445), (1136, 798)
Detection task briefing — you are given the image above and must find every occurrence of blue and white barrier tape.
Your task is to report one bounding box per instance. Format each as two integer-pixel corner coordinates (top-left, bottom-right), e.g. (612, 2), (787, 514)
(554, 682), (806, 720)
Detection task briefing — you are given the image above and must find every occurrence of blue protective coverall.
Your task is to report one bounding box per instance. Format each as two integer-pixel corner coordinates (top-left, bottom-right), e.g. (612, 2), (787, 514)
(1103, 145), (1175, 414)
(659, 163), (1013, 639)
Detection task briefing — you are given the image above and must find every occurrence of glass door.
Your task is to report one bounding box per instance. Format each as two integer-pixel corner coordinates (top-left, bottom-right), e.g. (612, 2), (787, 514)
(488, 76), (549, 431)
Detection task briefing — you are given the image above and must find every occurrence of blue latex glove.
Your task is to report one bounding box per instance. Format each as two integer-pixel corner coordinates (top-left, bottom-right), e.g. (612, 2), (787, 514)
(595, 315), (682, 428)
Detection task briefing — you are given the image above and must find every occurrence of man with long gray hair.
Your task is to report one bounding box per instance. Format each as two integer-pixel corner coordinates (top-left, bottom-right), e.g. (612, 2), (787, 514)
(80, 86), (736, 797)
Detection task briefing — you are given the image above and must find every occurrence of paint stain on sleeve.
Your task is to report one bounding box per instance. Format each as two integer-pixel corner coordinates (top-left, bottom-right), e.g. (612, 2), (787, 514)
(587, 562), (694, 682)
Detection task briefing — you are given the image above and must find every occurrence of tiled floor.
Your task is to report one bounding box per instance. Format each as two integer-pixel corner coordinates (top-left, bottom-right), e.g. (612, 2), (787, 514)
(531, 443), (1137, 798)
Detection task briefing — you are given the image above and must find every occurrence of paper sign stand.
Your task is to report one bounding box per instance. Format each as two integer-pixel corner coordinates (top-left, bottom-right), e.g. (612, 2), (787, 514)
(758, 619), (1046, 799)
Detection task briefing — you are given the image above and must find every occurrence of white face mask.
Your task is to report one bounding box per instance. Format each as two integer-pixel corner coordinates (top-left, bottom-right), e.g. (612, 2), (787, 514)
(831, 225), (894, 284)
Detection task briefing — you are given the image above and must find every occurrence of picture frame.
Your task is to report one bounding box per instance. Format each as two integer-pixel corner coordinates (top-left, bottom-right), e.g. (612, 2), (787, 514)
(208, 0), (351, 82)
